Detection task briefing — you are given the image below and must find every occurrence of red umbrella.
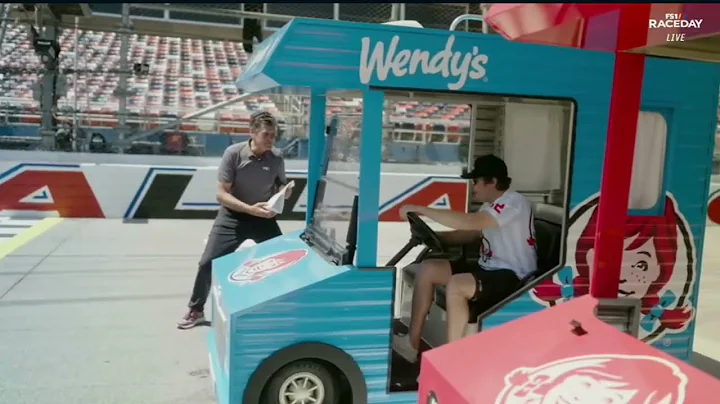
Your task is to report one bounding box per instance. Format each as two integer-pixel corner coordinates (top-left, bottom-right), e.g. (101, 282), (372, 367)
(419, 295), (719, 404)
(486, 4), (720, 56)
(485, 4), (625, 47)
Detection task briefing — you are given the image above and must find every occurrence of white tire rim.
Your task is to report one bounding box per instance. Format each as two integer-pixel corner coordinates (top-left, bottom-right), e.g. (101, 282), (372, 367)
(278, 371), (326, 404)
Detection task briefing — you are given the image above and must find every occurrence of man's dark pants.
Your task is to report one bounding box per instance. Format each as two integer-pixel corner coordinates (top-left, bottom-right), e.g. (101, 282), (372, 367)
(188, 215), (282, 312)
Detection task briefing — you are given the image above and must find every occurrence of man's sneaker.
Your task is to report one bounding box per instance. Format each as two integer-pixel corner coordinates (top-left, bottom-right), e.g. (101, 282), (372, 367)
(392, 334), (418, 364)
(177, 310), (205, 330)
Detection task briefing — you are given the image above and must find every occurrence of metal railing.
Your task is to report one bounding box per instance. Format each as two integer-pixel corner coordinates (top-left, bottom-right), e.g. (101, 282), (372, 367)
(0, 3), (495, 154)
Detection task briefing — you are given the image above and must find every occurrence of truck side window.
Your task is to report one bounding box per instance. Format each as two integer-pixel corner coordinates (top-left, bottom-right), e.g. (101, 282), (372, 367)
(629, 111), (668, 211)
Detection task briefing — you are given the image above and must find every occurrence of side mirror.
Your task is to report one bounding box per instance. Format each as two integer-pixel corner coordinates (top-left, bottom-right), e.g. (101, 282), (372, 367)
(461, 167), (469, 177)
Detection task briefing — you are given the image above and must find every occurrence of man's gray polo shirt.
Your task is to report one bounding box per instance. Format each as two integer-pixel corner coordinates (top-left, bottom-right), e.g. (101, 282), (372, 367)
(217, 140), (287, 221)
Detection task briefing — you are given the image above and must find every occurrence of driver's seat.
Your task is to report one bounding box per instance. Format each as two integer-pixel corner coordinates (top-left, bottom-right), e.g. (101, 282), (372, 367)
(433, 204), (563, 319)
(399, 203), (563, 347)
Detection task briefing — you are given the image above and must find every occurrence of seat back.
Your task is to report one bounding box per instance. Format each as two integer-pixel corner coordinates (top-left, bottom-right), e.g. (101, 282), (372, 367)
(533, 203), (564, 278)
(470, 204), (564, 324)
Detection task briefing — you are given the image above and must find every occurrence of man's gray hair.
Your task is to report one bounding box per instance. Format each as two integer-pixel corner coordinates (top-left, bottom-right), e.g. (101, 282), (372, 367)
(250, 111), (277, 133)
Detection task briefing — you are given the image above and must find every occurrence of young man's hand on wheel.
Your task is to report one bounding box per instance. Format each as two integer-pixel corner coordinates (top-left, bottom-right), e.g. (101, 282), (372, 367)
(399, 204), (424, 220)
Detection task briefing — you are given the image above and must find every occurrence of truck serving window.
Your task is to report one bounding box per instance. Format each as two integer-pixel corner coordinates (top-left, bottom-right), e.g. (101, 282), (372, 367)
(629, 111), (668, 211)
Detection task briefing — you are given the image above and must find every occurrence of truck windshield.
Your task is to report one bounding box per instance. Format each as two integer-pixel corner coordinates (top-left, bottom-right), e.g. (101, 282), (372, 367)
(307, 114), (361, 263)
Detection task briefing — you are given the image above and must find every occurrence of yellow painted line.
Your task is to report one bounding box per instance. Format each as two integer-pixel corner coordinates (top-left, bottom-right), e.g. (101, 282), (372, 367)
(0, 218), (63, 260)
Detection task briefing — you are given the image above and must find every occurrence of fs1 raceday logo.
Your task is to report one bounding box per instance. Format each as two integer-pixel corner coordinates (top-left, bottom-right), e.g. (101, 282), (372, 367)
(648, 13), (704, 42)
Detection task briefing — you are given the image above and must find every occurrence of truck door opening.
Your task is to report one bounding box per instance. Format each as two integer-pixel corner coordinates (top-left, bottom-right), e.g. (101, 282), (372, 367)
(380, 90), (576, 393)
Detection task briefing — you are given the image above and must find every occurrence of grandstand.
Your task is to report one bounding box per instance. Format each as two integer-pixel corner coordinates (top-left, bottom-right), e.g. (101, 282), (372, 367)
(0, 19), (475, 161)
(1, 3), (717, 166)
(0, 22), (275, 124)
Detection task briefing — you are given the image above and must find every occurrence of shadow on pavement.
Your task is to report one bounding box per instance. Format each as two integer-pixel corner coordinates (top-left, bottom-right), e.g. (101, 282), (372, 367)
(693, 351), (720, 379)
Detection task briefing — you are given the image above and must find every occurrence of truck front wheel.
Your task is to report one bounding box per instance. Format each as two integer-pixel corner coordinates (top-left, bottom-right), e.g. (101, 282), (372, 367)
(264, 360), (338, 404)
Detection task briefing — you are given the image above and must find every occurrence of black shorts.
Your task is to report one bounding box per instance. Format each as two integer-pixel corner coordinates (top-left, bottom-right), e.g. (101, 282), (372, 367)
(450, 260), (521, 307)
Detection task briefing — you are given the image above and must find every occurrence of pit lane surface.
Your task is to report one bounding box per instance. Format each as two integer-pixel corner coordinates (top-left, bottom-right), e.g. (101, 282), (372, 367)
(0, 219), (718, 404)
(0, 217), (62, 260)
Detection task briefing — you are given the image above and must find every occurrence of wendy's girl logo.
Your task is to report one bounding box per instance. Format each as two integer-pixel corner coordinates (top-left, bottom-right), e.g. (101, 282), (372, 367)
(229, 249), (308, 284)
(495, 354), (688, 403)
(531, 193), (697, 343)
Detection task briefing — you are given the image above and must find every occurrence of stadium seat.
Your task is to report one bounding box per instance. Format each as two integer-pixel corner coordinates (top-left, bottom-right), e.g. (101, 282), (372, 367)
(0, 23), (280, 118)
(0, 22), (479, 162)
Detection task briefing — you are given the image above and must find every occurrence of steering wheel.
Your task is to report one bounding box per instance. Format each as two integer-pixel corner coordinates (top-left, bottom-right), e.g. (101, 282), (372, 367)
(406, 212), (444, 252)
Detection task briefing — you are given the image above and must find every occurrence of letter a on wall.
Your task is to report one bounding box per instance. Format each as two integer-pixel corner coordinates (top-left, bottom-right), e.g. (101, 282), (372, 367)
(0, 164), (104, 217)
(379, 178), (467, 221)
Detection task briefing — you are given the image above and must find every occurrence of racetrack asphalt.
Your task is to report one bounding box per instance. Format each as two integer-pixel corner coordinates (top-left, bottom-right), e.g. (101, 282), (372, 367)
(0, 219), (718, 404)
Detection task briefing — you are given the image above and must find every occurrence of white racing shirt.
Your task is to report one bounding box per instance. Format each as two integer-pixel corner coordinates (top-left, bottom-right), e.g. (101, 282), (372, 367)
(477, 190), (537, 279)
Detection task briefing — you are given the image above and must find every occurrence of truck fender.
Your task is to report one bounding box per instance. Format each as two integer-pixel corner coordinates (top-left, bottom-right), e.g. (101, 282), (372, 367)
(243, 342), (368, 404)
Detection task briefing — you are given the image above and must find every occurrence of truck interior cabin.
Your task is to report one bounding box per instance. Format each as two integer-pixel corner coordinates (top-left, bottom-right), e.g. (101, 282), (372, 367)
(371, 90), (577, 392)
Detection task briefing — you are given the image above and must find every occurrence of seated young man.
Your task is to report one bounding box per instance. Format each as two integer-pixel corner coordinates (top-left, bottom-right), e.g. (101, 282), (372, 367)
(393, 154), (537, 363)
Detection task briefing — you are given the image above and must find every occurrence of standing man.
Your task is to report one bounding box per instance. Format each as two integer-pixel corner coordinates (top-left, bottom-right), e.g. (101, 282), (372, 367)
(178, 111), (291, 329)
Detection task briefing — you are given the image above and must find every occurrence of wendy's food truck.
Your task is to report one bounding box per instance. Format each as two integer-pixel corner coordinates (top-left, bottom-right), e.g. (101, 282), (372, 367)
(207, 4), (720, 403)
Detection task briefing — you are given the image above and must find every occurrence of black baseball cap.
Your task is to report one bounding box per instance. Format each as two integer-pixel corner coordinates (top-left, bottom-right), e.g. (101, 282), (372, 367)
(461, 154), (508, 180)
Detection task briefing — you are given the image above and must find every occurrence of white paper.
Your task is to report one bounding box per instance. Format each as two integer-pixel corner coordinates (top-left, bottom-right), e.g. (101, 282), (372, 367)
(266, 180), (295, 214)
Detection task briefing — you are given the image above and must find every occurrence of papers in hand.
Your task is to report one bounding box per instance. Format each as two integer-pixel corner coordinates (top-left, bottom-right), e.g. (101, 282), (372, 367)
(266, 181), (295, 214)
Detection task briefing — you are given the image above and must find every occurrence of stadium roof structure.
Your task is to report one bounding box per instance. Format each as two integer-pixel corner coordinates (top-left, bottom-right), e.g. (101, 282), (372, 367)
(485, 3), (720, 63)
(8, 4), (291, 42)
(8, 3), (91, 22)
